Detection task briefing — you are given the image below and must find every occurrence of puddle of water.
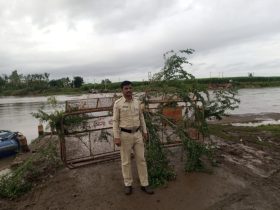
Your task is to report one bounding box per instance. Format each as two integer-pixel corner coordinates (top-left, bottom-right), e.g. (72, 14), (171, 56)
(231, 120), (280, 127)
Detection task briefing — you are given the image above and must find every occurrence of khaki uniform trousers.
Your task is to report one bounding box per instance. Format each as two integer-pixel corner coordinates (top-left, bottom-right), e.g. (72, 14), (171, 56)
(120, 130), (149, 187)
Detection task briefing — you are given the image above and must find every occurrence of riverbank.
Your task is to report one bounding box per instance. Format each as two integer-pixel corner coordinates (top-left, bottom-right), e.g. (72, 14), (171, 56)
(0, 87), (87, 97)
(0, 112), (280, 210)
(1, 77), (280, 97)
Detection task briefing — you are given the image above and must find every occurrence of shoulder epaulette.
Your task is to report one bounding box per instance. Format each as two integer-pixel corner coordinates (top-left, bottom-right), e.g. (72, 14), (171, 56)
(114, 97), (123, 104)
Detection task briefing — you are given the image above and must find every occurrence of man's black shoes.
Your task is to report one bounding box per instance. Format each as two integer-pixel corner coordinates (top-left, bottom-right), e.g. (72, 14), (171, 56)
(141, 186), (154, 194)
(124, 186), (132, 195)
(124, 186), (154, 195)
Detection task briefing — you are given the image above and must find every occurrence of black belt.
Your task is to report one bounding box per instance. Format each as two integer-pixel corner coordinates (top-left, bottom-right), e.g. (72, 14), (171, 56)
(120, 127), (140, 133)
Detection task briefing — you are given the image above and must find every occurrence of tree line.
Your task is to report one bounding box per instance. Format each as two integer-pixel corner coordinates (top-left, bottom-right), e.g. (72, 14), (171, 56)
(1, 69), (280, 95)
(0, 70), (84, 92)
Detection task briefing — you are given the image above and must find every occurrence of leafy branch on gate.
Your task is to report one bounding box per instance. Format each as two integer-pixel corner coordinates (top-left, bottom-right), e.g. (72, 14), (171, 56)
(145, 49), (240, 186)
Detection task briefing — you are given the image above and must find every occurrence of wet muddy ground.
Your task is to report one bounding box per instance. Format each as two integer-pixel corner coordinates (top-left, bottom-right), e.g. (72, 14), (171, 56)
(1, 113), (280, 210)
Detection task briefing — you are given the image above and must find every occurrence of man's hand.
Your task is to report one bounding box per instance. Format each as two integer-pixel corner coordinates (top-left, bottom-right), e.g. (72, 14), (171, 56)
(114, 138), (121, 147)
(143, 133), (148, 141)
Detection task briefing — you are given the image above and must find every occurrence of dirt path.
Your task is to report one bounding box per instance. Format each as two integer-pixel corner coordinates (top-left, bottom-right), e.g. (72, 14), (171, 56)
(1, 113), (280, 210)
(0, 157), (249, 210)
(2, 152), (280, 210)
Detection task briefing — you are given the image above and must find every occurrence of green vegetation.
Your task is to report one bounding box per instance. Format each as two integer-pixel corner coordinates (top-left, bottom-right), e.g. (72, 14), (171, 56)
(0, 138), (62, 199)
(197, 76), (280, 88)
(209, 123), (280, 149)
(73, 76), (84, 88)
(0, 70), (85, 96)
(32, 96), (86, 135)
(258, 124), (280, 135)
(145, 112), (176, 186)
(32, 96), (65, 134)
(1, 97), (87, 198)
(144, 49), (240, 186)
(1, 68), (280, 96)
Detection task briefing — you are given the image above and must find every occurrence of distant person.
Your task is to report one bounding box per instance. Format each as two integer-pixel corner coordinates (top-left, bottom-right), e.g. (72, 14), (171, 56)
(113, 80), (154, 195)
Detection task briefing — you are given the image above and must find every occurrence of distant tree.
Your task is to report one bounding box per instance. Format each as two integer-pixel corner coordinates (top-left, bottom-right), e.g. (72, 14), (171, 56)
(23, 73), (49, 89)
(62, 77), (71, 87)
(3, 74), (9, 83)
(49, 79), (62, 88)
(9, 70), (22, 88)
(248, 72), (254, 78)
(101, 79), (112, 84)
(0, 75), (6, 89)
(73, 76), (84, 88)
(44, 73), (50, 81)
(101, 78), (112, 89)
(49, 77), (71, 88)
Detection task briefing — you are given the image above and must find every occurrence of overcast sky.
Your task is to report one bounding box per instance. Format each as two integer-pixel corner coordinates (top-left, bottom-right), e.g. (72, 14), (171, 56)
(1, 0), (280, 82)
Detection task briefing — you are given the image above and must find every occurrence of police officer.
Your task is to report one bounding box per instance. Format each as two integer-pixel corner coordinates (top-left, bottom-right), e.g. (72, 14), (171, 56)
(113, 80), (154, 195)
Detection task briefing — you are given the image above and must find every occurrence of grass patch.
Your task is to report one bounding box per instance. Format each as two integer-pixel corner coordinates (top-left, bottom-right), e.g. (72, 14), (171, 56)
(208, 124), (240, 142)
(0, 139), (62, 199)
(209, 124), (280, 147)
(255, 124), (280, 133)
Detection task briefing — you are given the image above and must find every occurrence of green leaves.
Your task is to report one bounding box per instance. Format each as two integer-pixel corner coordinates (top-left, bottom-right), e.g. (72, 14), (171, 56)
(153, 49), (195, 81)
(205, 88), (240, 120)
(32, 96), (86, 135)
(32, 96), (64, 133)
(145, 112), (176, 187)
(73, 76), (84, 88)
(145, 49), (240, 179)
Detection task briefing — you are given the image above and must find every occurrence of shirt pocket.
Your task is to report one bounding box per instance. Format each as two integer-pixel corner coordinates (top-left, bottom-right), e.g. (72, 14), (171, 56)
(133, 104), (140, 117)
(120, 106), (129, 118)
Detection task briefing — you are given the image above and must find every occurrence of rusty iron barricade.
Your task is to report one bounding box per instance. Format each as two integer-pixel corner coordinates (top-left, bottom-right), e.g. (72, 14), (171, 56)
(60, 94), (201, 168)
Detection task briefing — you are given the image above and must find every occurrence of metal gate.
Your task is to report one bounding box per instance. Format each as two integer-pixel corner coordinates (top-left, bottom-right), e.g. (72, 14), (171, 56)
(59, 94), (198, 168)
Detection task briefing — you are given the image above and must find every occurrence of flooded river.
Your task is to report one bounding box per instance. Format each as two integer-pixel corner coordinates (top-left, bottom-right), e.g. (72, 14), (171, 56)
(0, 95), (86, 143)
(230, 87), (280, 114)
(0, 87), (279, 143)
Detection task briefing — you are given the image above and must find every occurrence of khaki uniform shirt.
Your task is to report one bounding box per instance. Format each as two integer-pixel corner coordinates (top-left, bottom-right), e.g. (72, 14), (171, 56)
(113, 96), (147, 138)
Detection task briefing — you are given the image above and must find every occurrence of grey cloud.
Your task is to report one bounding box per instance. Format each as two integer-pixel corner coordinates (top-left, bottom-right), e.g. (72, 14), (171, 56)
(1, 0), (280, 80)
(92, 0), (174, 33)
(2, 0), (174, 32)
(251, 59), (280, 70)
(31, 49), (164, 80)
